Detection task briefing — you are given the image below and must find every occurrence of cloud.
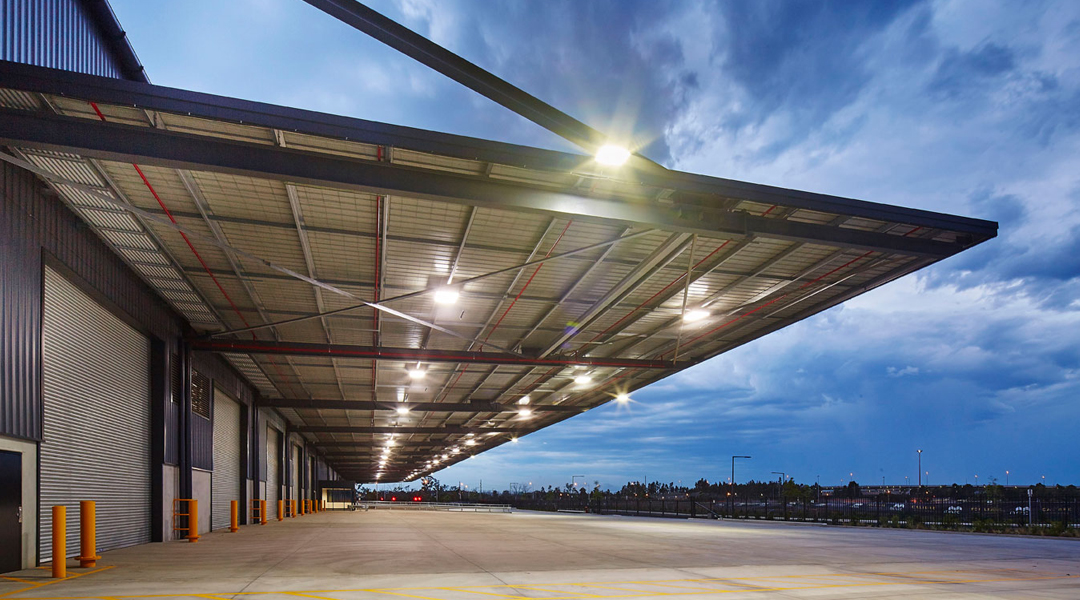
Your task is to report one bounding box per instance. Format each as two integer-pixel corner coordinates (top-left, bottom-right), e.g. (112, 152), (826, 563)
(108, 0), (1080, 489)
(887, 366), (919, 377)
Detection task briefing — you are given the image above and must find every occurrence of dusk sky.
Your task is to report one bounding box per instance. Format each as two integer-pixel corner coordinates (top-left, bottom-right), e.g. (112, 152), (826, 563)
(110, 0), (1080, 490)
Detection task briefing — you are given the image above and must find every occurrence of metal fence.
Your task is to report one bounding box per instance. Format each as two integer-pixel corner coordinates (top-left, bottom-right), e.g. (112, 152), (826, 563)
(358, 501), (512, 513)
(513, 497), (1080, 529)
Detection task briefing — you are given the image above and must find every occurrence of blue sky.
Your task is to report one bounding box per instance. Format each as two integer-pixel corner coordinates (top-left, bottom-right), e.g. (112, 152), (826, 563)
(110, 0), (1080, 490)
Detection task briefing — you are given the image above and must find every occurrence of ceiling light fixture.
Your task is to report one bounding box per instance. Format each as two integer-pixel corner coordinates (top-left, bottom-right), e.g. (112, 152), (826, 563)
(396, 406), (410, 415)
(595, 144), (631, 166)
(616, 393), (631, 404)
(518, 407), (533, 418)
(408, 367), (426, 380)
(574, 374), (592, 385)
(518, 395), (531, 405)
(683, 309), (710, 323)
(434, 288), (460, 305)
(465, 439), (477, 446)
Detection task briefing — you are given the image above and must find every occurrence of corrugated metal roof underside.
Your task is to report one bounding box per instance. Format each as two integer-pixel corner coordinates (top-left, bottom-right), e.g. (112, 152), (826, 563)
(0, 88), (988, 483)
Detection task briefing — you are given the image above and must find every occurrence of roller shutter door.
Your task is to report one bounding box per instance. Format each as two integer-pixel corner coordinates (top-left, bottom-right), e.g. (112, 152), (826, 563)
(290, 445), (300, 502)
(40, 267), (150, 560)
(266, 426), (279, 510)
(211, 388), (240, 530)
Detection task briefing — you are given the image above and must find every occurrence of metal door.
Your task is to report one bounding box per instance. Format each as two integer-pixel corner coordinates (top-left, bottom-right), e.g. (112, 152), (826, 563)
(40, 267), (150, 560)
(290, 445), (300, 502)
(265, 426), (279, 510)
(0, 450), (20, 573)
(211, 388), (240, 530)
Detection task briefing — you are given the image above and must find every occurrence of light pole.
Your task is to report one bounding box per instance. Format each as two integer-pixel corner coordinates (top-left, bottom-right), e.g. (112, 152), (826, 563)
(731, 455), (751, 516)
(572, 475), (585, 490)
(771, 472), (786, 499)
(975, 474), (978, 487)
(1006, 470), (1009, 486)
(917, 450), (922, 487)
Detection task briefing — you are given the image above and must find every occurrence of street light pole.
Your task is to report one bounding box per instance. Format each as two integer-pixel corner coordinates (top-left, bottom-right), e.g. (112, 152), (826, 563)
(917, 449), (922, 487)
(731, 455), (751, 517)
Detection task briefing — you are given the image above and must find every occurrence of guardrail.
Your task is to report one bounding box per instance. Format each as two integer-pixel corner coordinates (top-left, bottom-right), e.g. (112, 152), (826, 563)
(358, 501), (512, 512)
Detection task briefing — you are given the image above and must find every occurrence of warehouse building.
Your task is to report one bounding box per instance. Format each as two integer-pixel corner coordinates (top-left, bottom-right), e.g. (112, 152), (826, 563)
(0, 0), (996, 574)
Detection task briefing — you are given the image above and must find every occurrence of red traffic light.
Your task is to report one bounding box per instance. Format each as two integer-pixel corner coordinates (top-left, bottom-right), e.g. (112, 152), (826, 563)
(391, 496), (397, 501)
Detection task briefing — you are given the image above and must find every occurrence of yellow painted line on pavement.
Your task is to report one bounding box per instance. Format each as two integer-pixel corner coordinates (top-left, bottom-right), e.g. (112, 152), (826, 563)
(7, 570), (1078, 600)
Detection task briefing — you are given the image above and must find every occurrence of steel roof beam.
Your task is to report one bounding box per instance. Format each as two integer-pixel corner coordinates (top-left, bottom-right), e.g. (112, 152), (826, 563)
(301, 0), (613, 157)
(538, 232), (693, 357)
(297, 426), (515, 434)
(188, 339), (684, 369)
(0, 61), (998, 238)
(260, 398), (581, 412)
(0, 107), (978, 259)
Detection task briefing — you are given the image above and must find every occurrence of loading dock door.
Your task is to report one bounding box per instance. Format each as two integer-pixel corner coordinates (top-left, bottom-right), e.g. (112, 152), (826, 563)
(290, 446), (300, 503)
(41, 266), (151, 560)
(266, 426), (279, 511)
(211, 388), (240, 530)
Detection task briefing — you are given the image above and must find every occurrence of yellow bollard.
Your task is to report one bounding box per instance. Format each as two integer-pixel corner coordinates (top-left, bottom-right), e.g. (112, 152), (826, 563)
(260, 499), (267, 525)
(230, 500), (239, 532)
(78, 501), (100, 568)
(298, 499), (304, 516)
(52, 505), (66, 578)
(187, 499), (200, 543)
(278, 500), (284, 521)
(291, 499), (297, 518)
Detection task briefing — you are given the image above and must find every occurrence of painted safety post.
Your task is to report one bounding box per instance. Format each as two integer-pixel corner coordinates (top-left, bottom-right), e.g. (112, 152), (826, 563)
(260, 499), (267, 525)
(78, 500), (100, 568)
(278, 499), (284, 521)
(52, 505), (66, 578)
(230, 500), (239, 532)
(291, 499), (297, 518)
(187, 499), (200, 542)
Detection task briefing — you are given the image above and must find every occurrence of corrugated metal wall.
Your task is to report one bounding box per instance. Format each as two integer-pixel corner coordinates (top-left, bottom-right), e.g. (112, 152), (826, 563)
(1, 0), (122, 78)
(0, 161), (181, 440)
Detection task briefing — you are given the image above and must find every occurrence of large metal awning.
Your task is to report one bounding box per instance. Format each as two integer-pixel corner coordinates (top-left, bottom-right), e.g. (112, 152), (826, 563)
(0, 59), (996, 483)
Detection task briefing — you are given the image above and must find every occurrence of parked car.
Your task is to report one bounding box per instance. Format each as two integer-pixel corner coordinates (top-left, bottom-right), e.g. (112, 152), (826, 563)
(890, 503), (907, 510)
(1014, 506), (1030, 514)
(945, 505), (962, 514)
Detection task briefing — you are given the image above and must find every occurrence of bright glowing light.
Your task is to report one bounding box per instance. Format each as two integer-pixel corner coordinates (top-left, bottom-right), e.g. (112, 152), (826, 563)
(396, 406), (410, 415)
(518, 395), (531, 405)
(408, 367), (426, 380)
(595, 144), (631, 166)
(385, 439), (396, 447)
(683, 309), (710, 323)
(518, 407), (533, 418)
(574, 374), (592, 385)
(465, 439), (477, 446)
(434, 288), (459, 305)
(511, 437), (519, 443)
(451, 448), (460, 454)
(616, 393), (631, 404)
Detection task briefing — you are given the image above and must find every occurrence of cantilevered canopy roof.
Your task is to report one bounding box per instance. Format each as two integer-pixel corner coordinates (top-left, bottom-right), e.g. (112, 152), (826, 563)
(0, 60), (996, 483)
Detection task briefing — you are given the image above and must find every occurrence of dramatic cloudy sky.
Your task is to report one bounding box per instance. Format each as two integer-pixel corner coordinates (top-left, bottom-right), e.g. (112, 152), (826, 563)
(111, 0), (1080, 490)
